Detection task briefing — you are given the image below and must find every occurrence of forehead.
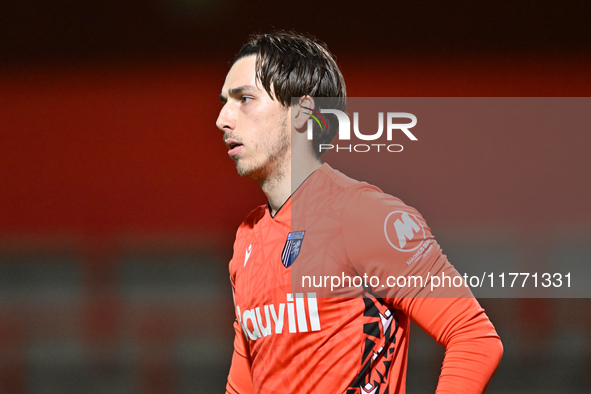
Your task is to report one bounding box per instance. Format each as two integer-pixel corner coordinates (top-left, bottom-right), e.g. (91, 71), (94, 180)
(221, 55), (259, 93)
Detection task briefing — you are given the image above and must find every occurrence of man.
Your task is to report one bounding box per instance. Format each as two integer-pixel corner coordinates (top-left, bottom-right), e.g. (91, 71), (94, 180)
(217, 31), (502, 393)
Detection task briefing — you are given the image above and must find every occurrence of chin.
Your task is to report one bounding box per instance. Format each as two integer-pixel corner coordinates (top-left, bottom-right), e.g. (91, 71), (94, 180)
(236, 167), (252, 177)
(236, 161), (270, 181)
(236, 162), (260, 178)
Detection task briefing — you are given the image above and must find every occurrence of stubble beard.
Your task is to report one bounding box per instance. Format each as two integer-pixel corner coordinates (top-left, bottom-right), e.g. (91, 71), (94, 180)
(236, 114), (290, 183)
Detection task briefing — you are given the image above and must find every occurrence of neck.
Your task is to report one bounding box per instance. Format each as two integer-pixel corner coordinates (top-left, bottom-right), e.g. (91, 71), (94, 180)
(261, 157), (322, 216)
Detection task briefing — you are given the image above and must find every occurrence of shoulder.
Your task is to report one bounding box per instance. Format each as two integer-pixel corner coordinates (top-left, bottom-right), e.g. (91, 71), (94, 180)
(311, 163), (385, 203)
(333, 168), (433, 266)
(233, 203), (267, 247)
(347, 186), (417, 218)
(318, 164), (412, 214)
(305, 163), (422, 227)
(317, 163), (378, 191)
(229, 204), (266, 277)
(343, 184), (430, 247)
(237, 204), (267, 232)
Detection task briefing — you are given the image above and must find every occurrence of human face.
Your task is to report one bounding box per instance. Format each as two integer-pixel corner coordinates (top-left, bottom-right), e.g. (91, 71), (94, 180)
(216, 55), (291, 180)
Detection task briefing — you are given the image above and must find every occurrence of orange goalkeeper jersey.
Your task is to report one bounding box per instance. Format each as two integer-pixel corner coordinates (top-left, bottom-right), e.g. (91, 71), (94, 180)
(227, 163), (502, 394)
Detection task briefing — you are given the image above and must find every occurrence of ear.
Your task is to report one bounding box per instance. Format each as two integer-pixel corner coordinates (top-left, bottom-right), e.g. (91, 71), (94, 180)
(293, 96), (315, 132)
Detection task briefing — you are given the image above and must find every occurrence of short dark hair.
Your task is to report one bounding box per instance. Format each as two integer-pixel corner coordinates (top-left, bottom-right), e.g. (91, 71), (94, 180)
(233, 31), (347, 156)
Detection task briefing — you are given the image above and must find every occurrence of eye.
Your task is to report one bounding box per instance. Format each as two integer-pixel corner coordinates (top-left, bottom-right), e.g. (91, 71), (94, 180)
(241, 96), (253, 104)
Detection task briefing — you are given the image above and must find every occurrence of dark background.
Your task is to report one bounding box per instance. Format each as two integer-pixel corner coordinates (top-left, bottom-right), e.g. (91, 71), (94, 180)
(1, 1), (590, 393)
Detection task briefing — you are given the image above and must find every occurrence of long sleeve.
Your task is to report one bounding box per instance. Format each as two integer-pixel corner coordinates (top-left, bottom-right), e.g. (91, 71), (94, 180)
(343, 186), (503, 392)
(399, 296), (503, 393)
(227, 247), (254, 394)
(226, 317), (253, 393)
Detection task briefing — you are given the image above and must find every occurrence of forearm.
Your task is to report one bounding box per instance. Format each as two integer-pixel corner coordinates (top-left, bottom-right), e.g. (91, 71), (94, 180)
(226, 320), (253, 394)
(402, 297), (503, 393)
(226, 348), (253, 394)
(436, 312), (503, 393)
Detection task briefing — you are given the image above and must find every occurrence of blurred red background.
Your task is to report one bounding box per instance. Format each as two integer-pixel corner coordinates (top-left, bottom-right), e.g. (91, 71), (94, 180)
(1, 1), (590, 392)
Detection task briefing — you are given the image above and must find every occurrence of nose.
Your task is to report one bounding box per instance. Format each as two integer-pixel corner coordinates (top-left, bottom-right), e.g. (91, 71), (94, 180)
(216, 103), (235, 132)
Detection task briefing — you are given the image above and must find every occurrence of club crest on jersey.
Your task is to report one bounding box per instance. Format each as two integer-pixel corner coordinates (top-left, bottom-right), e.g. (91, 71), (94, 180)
(281, 231), (305, 268)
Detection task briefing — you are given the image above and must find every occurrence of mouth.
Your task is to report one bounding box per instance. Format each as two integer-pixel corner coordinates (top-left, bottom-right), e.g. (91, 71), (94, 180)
(225, 138), (243, 157)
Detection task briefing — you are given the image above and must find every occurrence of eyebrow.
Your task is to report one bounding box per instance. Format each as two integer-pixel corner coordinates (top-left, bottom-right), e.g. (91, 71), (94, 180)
(220, 85), (256, 103)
